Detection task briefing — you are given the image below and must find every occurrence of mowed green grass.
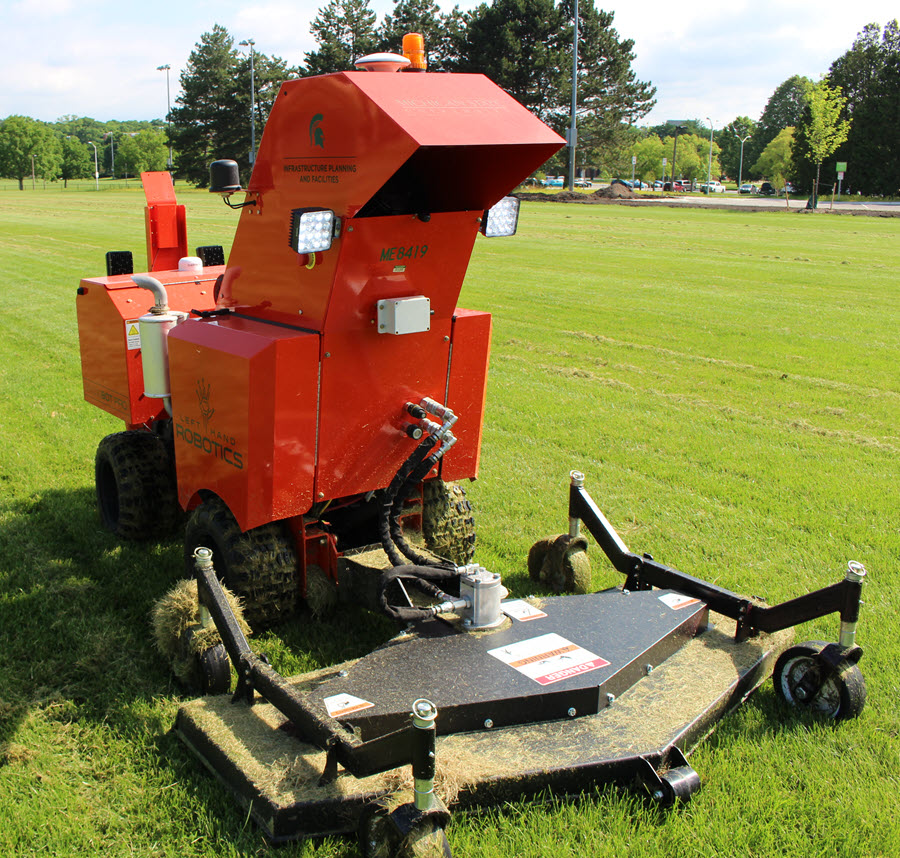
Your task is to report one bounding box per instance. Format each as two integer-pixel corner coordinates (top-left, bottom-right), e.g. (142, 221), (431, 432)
(1, 188), (899, 856)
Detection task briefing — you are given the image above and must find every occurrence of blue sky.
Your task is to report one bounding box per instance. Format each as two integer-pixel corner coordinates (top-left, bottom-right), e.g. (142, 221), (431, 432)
(2, 0), (896, 129)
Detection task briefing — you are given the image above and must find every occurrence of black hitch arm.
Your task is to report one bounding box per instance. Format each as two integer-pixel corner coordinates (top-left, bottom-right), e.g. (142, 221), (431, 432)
(191, 548), (414, 780)
(567, 472), (867, 644)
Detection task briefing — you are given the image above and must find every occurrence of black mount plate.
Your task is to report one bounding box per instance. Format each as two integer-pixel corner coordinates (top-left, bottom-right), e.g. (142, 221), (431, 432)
(308, 589), (708, 739)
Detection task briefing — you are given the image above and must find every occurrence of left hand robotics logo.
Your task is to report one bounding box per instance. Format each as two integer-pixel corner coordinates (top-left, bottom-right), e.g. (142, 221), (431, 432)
(196, 377), (215, 429)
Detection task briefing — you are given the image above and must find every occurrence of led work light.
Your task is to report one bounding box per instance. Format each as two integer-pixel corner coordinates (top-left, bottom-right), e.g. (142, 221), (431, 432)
(480, 196), (520, 237)
(289, 208), (339, 255)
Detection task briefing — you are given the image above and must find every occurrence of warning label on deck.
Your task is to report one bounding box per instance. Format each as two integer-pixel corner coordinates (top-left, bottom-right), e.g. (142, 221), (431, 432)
(125, 319), (141, 350)
(488, 633), (609, 686)
(658, 593), (701, 610)
(501, 600), (547, 622)
(323, 693), (374, 718)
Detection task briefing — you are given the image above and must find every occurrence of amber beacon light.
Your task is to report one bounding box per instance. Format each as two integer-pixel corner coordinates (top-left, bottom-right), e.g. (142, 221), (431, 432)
(402, 32), (427, 71)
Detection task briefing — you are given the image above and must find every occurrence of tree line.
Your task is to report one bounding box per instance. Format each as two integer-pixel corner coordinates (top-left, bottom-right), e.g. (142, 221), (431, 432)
(1, 4), (896, 196)
(168, 0), (656, 186)
(709, 20), (898, 196)
(0, 116), (169, 190)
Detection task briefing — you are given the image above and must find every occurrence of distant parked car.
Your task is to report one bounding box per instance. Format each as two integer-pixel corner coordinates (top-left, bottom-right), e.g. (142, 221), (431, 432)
(611, 178), (633, 189)
(781, 182), (796, 194)
(573, 177), (593, 188)
(664, 180), (687, 191)
(541, 175), (564, 187)
(632, 179), (649, 189)
(758, 182), (777, 196)
(739, 183), (757, 194)
(652, 180), (664, 189)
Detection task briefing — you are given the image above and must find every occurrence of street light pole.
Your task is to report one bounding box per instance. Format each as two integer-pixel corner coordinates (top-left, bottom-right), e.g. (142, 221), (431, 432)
(706, 117), (714, 193)
(566, 0), (578, 191)
(239, 40), (256, 166)
(735, 131), (752, 189)
(108, 131), (115, 179)
(157, 64), (173, 169)
(88, 141), (99, 191)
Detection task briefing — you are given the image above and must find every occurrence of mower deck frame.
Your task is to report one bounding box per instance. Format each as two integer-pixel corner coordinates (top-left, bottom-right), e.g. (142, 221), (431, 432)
(174, 600), (792, 842)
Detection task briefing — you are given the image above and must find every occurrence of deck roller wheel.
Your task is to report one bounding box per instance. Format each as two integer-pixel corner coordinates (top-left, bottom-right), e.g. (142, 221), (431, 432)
(422, 480), (476, 566)
(196, 643), (231, 695)
(657, 765), (702, 807)
(527, 534), (591, 594)
(183, 497), (298, 630)
(773, 641), (866, 720)
(95, 431), (179, 540)
(151, 578), (247, 692)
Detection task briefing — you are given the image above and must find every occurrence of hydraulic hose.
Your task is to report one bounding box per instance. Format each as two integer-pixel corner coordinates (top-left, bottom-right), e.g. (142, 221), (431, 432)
(377, 564), (460, 623)
(389, 451), (456, 569)
(379, 436), (438, 567)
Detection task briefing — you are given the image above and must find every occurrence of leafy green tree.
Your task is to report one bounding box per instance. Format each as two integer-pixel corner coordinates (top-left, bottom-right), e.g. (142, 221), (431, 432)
(0, 115), (61, 189)
(304, 0), (378, 74)
(793, 80), (850, 202)
(827, 20), (900, 195)
(717, 116), (757, 182)
(59, 135), (91, 187)
(451, 0), (565, 121)
(751, 127), (794, 182)
(54, 115), (108, 146)
(451, 0), (654, 177)
(117, 129), (169, 178)
(169, 25), (295, 186)
(748, 75), (811, 171)
(375, 0), (460, 69)
(630, 134), (666, 181)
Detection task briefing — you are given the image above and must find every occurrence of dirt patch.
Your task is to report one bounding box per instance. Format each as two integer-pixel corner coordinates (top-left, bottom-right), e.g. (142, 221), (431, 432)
(591, 183), (635, 199)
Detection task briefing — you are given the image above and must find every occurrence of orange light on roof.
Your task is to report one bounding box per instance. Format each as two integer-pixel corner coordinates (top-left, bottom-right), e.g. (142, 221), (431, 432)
(402, 32), (427, 71)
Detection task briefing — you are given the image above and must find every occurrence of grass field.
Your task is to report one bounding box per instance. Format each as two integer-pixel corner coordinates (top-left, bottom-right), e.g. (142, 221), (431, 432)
(1, 188), (899, 856)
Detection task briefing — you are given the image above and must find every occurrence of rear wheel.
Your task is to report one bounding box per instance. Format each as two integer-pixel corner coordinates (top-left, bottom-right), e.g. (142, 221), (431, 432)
(184, 497), (298, 629)
(95, 431), (178, 540)
(773, 641), (866, 720)
(422, 481), (476, 566)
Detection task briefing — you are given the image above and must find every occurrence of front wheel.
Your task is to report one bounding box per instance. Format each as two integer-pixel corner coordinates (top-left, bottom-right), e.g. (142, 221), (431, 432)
(422, 480), (476, 566)
(183, 497), (299, 630)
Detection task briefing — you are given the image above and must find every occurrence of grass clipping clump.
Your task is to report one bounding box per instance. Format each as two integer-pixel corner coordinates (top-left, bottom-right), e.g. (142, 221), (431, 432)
(151, 578), (250, 683)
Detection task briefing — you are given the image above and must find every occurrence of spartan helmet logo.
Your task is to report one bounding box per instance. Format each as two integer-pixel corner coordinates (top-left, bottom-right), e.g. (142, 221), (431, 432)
(309, 114), (324, 148)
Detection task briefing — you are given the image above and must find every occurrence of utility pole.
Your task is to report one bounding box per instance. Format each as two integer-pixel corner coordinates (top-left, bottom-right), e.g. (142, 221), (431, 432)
(566, 0), (578, 191)
(157, 64), (173, 169)
(240, 40), (257, 166)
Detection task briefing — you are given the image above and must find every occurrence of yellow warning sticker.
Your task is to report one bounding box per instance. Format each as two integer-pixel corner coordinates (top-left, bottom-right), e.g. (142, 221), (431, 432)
(126, 319), (141, 350)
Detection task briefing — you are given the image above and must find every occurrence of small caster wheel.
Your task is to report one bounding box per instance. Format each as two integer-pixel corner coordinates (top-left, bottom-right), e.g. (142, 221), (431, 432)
(657, 765), (701, 807)
(527, 534), (591, 594)
(197, 643), (231, 695)
(773, 641), (866, 721)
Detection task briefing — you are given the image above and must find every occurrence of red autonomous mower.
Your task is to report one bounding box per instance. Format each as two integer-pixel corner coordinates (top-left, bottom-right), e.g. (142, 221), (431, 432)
(76, 41), (868, 856)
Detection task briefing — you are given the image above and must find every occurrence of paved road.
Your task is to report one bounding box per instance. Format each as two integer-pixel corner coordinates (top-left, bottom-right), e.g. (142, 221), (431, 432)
(631, 191), (900, 215)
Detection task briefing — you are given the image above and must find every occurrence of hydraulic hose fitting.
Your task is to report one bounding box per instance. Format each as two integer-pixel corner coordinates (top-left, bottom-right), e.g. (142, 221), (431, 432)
(406, 402), (427, 420)
(420, 397), (458, 428)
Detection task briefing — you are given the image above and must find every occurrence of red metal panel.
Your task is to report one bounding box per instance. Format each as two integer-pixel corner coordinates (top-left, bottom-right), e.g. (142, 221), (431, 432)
(142, 170), (188, 271)
(314, 212), (481, 500)
(224, 71), (564, 326)
(76, 271), (219, 426)
(441, 309), (492, 482)
(168, 317), (318, 531)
